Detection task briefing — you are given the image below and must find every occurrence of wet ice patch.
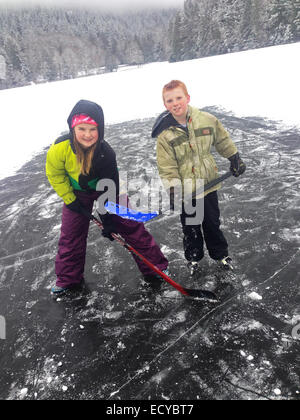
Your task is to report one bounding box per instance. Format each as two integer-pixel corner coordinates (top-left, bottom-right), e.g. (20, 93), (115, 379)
(233, 184), (247, 191)
(248, 292), (263, 301)
(32, 266), (54, 292)
(240, 351), (254, 362)
(105, 311), (123, 320)
(120, 132), (140, 139)
(3, 201), (24, 233)
(242, 279), (251, 287)
(246, 320), (263, 329)
(19, 388), (28, 399)
(233, 230), (241, 238)
(0, 267), (7, 287)
(8, 356), (74, 399)
(25, 301), (37, 310)
(286, 314), (300, 325)
(150, 367), (170, 385)
(38, 206), (57, 219)
(279, 228), (300, 244)
(153, 310), (187, 332)
(237, 320), (265, 333)
(86, 290), (100, 307)
(162, 289), (181, 299)
(92, 246), (122, 278)
(117, 341), (126, 350)
(273, 388), (282, 396)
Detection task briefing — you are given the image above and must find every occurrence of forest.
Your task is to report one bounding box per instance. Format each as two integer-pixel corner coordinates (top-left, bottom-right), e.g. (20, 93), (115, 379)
(0, 0), (299, 89)
(0, 6), (177, 89)
(169, 0), (299, 61)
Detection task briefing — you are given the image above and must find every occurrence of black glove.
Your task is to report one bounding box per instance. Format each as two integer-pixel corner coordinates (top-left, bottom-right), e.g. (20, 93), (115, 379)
(78, 174), (94, 193)
(99, 212), (116, 241)
(228, 153), (246, 177)
(66, 198), (92, 219)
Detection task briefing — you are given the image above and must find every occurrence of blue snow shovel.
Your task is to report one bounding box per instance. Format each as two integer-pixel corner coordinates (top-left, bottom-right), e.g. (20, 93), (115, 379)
(104, 171), (234, 223)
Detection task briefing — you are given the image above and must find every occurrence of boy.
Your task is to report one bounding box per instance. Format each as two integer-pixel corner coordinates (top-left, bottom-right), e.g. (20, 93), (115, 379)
(152, 80), (245, 274)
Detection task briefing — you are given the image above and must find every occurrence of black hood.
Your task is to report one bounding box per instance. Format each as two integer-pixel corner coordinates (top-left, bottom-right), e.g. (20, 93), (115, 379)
(67, 99), (105, 141)
(151, 110), (183, 138)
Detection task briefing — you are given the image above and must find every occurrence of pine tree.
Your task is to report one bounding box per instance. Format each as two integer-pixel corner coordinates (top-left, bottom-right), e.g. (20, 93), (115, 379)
(0, 5), (178, 89)
(169, 0), (299, 61)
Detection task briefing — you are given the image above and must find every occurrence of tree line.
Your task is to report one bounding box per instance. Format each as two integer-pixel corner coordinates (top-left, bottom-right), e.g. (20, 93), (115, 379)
(169, 0), (299, 62)
(0, 6), (177, 89)
(0, 1), (299, 90)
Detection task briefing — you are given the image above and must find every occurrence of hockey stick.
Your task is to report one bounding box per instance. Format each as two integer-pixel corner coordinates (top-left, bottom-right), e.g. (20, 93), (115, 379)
(144, 171), (234, 224)
(91, 214), (218, 301)
(192, 171), (233, 199)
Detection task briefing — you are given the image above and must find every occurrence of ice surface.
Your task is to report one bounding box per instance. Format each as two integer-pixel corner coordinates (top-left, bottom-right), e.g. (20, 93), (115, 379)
(0, 44), (300, 400)
(0, 111), (299, 399)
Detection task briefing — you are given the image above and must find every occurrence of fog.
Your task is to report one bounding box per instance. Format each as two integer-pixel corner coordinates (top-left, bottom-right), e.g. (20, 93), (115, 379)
(0, 0), (184, 10)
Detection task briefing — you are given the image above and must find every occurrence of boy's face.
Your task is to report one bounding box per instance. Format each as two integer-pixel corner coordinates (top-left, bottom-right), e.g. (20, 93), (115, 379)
(163, 87), (190, 121)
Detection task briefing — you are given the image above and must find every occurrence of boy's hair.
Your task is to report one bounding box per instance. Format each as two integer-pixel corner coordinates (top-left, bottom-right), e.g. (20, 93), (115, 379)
(162, 80), (189, 100)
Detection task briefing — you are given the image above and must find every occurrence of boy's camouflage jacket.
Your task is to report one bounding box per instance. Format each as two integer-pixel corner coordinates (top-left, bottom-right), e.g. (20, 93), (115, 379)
(152, 105), (238, 198)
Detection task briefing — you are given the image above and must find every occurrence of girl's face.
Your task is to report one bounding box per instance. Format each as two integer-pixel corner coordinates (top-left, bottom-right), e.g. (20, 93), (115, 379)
(74, 124), (98, 149)
(163, 87), (190, 122)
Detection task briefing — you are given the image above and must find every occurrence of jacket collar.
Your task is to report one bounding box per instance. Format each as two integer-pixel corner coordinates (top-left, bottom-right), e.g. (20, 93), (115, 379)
(152, 107), (191, 138)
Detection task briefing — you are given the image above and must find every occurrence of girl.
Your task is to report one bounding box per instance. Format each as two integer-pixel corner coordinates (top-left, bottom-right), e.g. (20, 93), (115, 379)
(46, 99), (169, 295)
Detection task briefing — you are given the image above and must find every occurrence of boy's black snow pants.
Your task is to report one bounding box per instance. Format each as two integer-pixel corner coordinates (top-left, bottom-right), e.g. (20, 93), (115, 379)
(180, 191), (228, 262)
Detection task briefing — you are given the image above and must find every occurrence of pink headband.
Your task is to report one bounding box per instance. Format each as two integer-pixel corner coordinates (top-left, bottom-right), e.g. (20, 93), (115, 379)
(71, 114), (98, 128)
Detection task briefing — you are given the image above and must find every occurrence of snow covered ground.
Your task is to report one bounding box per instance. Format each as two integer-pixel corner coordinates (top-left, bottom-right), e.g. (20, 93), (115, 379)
(0, 42), (299, 180)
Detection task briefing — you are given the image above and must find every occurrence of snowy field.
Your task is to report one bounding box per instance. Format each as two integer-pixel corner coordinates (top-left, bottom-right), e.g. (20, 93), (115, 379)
(0, 42), (299, 180)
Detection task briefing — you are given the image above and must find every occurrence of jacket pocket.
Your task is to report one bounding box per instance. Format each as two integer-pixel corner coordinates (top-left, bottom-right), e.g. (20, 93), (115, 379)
(170, 134), (190, 165)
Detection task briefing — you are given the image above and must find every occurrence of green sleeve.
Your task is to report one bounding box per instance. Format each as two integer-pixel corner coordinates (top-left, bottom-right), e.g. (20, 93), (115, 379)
(45, 143), (77, 205)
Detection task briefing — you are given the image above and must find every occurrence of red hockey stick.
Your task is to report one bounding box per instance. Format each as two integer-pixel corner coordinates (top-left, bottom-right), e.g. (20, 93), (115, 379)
(91, 215), (217, 301)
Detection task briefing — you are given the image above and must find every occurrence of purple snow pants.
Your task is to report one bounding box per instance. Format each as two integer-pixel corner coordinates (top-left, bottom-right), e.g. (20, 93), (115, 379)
(55, 191), (168, 288)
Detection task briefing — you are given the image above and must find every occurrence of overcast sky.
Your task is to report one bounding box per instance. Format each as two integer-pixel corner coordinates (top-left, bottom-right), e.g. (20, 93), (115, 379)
(0, 0), (184, 10)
